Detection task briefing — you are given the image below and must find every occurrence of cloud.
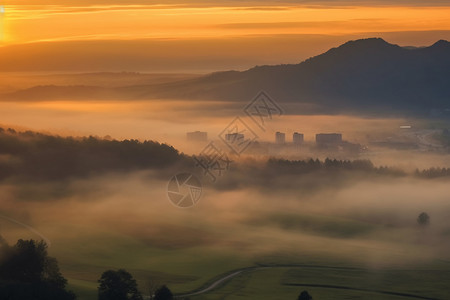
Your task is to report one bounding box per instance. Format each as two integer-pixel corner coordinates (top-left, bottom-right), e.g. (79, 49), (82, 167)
(5, 4), (187, 21)
(8, 0), (450, 7)
(215, 19), (387, 30)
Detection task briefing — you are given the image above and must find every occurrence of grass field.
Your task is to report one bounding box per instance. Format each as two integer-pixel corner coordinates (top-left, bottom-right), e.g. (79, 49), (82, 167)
(167, 264), (450, 300)
(2, 173), (450, 300)
(65, 255), (450, 300)
(53, 226), (450, 300)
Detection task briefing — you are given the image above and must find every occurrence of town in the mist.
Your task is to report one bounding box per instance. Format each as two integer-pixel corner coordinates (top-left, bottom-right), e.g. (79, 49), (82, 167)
(1, 1), (450, 300)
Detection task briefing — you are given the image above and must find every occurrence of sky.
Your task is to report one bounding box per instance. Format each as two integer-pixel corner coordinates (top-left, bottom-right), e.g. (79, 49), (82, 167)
(1, 1), (450, 72)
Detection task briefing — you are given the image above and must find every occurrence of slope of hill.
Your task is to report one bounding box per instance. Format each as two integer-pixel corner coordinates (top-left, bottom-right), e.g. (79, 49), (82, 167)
(141, 38), (449, 115)
(3, 38), (450, 116)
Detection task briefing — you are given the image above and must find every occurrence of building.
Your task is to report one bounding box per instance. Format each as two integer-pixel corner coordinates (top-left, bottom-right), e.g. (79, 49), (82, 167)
(225, 133), (244, 144)
(316, 133), (342, 144)
(293, 132), (304, 145)
(275, 132), (285, 144)
(187, 131), (207, 142)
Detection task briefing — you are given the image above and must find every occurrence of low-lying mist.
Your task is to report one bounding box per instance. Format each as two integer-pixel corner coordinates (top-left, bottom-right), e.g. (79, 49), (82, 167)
(1, 98), (450, 170)
(0, 110), (449, 291)
(1, 160), (450, 270)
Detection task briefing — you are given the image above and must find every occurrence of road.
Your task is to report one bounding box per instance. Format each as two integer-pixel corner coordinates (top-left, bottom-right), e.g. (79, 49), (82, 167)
(176, 267), (268, 298)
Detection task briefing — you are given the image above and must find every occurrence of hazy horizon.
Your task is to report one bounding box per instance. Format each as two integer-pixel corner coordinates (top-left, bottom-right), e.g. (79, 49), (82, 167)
(2, 1), (450, 73)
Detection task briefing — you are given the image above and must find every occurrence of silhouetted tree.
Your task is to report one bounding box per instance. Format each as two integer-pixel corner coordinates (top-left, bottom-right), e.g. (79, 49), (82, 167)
(146, 277), (161, 299)
(0, 238), (75, 300)
(98, 269), (143, 300)
(298, 290), (312, 300)
(154, 285), (173, 300)
(417, 212), (430, 226)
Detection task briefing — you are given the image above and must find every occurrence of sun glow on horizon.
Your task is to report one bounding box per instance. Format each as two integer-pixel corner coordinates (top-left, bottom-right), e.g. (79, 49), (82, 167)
(0, 5), (5, 43)
(1, 3), (450, 73)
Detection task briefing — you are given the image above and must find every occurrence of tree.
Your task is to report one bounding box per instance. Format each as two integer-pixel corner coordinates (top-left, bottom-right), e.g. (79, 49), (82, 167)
(0, 239), (47, 282)
(98, 269), (143, 300)
(298, 290), (312, 300)
(417, 212), (430, 226)
(154, 285), (173, 300)
(0, 238), (75, 300)
(145, 277), (161, 299)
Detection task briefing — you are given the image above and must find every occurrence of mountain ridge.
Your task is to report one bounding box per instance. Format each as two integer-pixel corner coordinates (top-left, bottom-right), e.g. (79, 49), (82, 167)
(3, 38), (450, 117)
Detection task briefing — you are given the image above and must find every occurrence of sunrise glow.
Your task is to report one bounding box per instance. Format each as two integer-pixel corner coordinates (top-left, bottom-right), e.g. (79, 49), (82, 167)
(3, 4), (450, 44)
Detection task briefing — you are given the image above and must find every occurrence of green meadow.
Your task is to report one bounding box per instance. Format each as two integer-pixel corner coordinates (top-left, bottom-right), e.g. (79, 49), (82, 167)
(44, 215), (450, 300)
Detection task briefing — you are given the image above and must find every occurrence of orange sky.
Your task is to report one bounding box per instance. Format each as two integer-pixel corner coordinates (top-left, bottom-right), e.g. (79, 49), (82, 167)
(1, 2), (450, 72)
(3, 4), (450, 44)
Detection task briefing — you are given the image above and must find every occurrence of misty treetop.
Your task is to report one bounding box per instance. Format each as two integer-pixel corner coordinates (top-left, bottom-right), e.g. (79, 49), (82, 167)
(415, 167), (450, 179)
(1, 127), (449, 186)
(0, 127), (186, 181)
(266, 158), (405, 176)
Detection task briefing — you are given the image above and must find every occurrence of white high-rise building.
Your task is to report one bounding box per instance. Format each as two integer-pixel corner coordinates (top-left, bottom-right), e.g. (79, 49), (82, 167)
(275, 132), (285, 144)
(316, 133), (342, 144)
(225, 133), (244, 144)
(293, 132), (304, 145)
(186, 131), (207, 142)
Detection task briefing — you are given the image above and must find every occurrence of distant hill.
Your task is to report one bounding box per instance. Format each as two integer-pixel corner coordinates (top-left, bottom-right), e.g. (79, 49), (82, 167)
(7, 85), (115, 100)
(0, 72), (201, 92)
(4, 38), (450, 116)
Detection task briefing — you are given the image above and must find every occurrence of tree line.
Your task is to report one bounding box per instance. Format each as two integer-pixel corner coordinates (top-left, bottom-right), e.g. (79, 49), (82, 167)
(0, 237), (181, 300)
(0, 128), (186, 182)
(266, 158), (405, 176)
(0, 237), (315, 300)
(415, 167), (450, 178)
(2, 127), (449, 184)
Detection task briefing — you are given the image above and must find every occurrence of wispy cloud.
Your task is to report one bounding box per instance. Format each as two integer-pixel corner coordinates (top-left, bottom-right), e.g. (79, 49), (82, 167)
(4, 4), (185, 20)
(215, 19), (388, 30)
(9, 0), (450, 6)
